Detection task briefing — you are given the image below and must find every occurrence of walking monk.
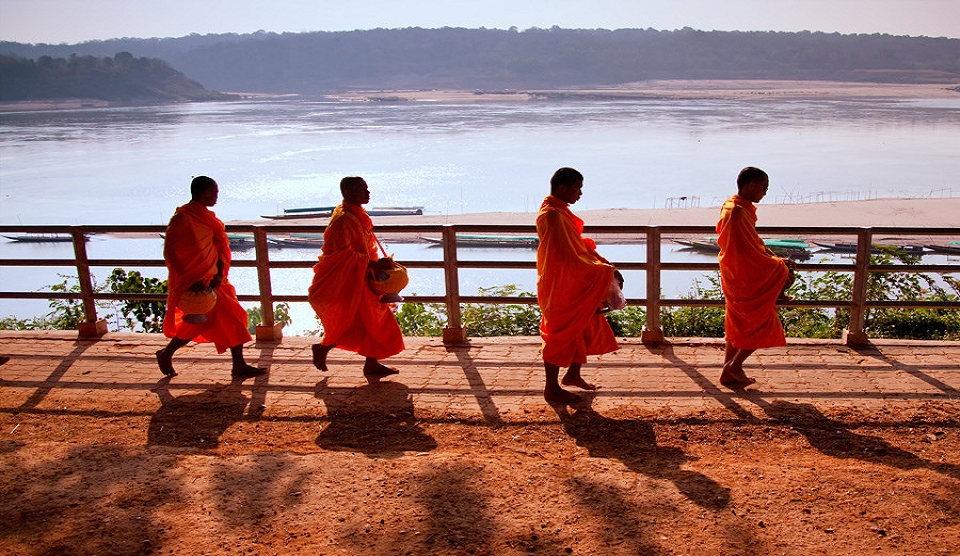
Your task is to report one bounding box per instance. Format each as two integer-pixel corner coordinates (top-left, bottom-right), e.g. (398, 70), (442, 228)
(716, 166), (796, 388)
(307, 176), (405, 376)
(536, 167), (619, 403)
(156, 176), (263, 378)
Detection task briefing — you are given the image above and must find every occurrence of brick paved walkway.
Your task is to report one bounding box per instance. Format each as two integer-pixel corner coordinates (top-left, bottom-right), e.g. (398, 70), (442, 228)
(2, 331), (958, 422)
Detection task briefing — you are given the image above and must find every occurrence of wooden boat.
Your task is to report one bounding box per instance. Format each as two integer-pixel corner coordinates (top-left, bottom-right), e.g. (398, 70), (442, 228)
(267, 233), (324, 248)
(813, 242), (926, 254)
(261, 206), (424, 219)
(675, 237), (810, 258)
(420, 234), (540, 248)
(2, 233), (83, 243)
(227, 233), (255, 249)
(923, 242), (960, 255)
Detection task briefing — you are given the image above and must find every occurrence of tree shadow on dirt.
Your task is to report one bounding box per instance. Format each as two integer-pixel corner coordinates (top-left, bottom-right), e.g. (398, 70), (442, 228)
(552, 401), (731, 511)
(204, 454), (315, 529)
(397, 462), (499, 553)
(313, 378), (437, 458)
(749, 397), (960, 480)
(0, 443), (180, 555)
(567, 476), (671, 554)
(147, 377), (251, 449)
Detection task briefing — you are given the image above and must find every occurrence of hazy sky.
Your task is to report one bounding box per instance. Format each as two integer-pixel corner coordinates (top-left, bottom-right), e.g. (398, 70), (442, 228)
(2, 0), (958, 44)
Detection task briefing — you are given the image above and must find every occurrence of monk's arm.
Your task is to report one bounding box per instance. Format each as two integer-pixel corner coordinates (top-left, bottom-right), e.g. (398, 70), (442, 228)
(209, 259), (225, 289)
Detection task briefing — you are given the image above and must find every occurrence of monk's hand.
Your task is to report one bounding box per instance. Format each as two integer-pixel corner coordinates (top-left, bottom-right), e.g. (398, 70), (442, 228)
(209, 274), (223, 289)
(783, 258), (797, 270)
(187, 280), (207, 292)
(370, 257), (395, 271)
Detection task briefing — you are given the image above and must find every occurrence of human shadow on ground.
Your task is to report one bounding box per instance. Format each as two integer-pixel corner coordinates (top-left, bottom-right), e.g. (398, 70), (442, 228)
(313, 378), (437, 458)
(552, 400), (731, 511)
(748, 397), (960, 480)
(147, 377), (251, 449)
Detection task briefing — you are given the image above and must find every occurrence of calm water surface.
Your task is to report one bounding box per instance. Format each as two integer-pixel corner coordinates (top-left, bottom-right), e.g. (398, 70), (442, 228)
(2, 97), (959, 331)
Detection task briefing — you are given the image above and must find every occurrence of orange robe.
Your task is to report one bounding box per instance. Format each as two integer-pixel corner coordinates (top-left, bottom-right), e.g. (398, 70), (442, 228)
(162, 201), (251, 352)
(716, 194), (789, 350)
(536, 195), (618, 367)
(307, 203), (404, 359)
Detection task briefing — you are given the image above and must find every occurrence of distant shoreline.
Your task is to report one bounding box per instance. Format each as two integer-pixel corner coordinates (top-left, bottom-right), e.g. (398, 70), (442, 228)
(2, 80), (958, 113)
(227, 197), (960, 245)
(327, 80), (960, 103)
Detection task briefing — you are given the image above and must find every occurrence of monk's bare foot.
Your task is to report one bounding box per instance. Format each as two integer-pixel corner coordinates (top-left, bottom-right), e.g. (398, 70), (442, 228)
(544, 387), (582, 404)
(312, 343), (334, 371)
(232, 363), (266, 378)
(561, 376), (598, 391)
(363, 361), (399, 376)
(719, 365), (756, 388)
(156, 349), (177, 377)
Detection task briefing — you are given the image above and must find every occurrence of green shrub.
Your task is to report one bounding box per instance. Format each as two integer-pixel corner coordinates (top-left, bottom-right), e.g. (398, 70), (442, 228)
(246, 302), (293, 334)
(463, 285), (541, 337)
(395, 298), (445, 336)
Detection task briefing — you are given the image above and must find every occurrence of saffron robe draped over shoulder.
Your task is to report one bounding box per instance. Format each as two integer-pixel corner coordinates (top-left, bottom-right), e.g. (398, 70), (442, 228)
(162, 201), (251, 352)
(716, 194), (789, 350)
(307, 203), (404, 359)
(536, 195), (618, 367)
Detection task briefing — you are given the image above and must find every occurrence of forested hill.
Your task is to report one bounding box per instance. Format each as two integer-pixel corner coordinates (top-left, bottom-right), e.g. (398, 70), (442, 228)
(2, 27), (960, 94)
(0, 52), (235, 102)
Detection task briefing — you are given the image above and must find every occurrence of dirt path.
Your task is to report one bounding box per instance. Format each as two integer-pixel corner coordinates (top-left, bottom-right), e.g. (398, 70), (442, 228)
(2, 397), (959, 554)
(1, 333), (959, 554)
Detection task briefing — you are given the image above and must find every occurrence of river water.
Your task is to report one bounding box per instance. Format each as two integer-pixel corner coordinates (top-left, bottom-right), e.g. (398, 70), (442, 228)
(2, 96), (959, 332)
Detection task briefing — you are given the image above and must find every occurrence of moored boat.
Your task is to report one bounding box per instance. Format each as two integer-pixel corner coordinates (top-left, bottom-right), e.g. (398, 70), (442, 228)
(923, 242), (960, 255)
(420, 234), (539, 248)
(813, 242), (926, 254)
(675, 237), (810, 259)
(261, 206), (424, 219)
(267, 233), (325, 248)
(2, 233), (84, 243)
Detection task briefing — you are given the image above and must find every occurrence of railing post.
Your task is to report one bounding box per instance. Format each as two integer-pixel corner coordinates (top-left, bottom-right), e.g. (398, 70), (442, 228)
(844, 227), (871, 346)
(441, 224), (467, 344)
(252, 226), (282, 341)
(73, 227), (107, 338)
(641, 227), (665, 344)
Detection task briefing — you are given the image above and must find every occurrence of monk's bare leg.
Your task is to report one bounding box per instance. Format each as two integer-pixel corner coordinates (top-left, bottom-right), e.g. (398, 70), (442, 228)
(230, 344), (266, 377)
(312, 343), (335, 371)
(156, 337), (189, 377)
(560, 362), (598, 391)
(363, 357), (399, 376)
(544, 362), (581, 403)
(720, 343), (756, 387)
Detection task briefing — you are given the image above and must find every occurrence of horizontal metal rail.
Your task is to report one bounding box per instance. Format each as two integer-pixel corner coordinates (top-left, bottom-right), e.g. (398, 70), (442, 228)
(1, 223), (958, 344)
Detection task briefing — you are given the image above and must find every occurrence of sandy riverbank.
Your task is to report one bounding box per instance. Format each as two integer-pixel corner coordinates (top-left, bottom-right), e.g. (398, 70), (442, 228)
(3, 80), (958, 113)
(327, 80), (960, 103)
(232, 197), (960, 230)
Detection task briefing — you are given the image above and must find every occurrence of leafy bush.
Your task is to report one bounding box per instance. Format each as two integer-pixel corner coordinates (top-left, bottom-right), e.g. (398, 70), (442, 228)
(246, 302), (293, 333)
(660, 277), (725, 338)
(103, 269), (168, 333)
(606, 305), (648, 337)
(395, 298), (445, 336)
(462, 285), (541, 337)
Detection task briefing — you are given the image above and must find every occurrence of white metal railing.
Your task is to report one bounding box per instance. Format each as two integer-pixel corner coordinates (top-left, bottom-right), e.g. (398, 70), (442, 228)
(1, 223), (958, 345)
